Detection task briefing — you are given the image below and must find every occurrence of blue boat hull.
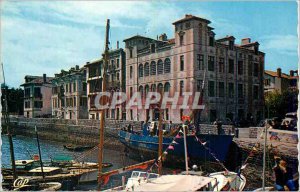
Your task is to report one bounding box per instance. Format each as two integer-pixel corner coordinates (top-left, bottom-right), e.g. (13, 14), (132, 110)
(118, 130), (234, 162)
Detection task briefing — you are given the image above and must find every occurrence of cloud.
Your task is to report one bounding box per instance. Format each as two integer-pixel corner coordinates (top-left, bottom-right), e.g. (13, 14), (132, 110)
(260, 35), (298, 56)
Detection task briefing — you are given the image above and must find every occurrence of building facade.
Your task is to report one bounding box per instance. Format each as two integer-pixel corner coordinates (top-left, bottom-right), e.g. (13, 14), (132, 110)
(264, 68), (298, 93)
(51, 65), (88, 119)
(124, 14), (265, 124)
(21, 74), (53, 118)
(85, 47), (126, 120)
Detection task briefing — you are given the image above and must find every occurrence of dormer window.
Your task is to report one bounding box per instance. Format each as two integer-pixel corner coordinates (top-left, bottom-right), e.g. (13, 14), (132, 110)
(151, 44), (155, 53)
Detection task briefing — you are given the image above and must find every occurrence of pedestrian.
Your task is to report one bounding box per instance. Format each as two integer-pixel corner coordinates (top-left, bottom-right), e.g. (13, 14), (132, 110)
(273, 158), (296, 191)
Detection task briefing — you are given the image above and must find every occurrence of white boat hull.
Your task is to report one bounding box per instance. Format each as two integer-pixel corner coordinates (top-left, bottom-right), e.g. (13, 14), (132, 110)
(79, 169), (98, 183)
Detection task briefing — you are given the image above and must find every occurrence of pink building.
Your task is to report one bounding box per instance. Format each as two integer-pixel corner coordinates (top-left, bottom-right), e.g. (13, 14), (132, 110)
(124, 14), (265, 124)
(21, 74), (53, 118)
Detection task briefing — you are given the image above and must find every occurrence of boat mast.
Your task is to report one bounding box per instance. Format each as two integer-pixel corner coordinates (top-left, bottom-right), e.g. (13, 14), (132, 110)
(35, 126), (45, 179)
(183, 122), (189, 174)
(157, 89), (163, 175)
(262, 125), (267, 190)
(98, 18), (110, 189)
(1, 63), (17, 180)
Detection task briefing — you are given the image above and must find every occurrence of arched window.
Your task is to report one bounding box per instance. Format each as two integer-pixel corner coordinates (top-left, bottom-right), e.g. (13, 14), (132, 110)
(144, 85), (149, 97)
(157, 60), (163, 75)
(139, 85), (144, 98)
(164, 82), (170, 92)
(151, 84), (156, 92)
(144, 62), (149, 76)
(150, 61), (156, 75)
(139, 64), (143, 78)
(157, 83), (163, 92)
(164, 58), (171, 73)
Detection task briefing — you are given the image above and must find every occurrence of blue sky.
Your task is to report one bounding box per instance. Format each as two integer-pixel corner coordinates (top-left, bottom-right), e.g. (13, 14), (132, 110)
(1, 1), (298, 88)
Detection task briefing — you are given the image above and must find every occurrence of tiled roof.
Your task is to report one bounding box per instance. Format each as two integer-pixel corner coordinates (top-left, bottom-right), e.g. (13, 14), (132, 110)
(265, 70), (290, 79)
(168, 38), (175, 44)
(172, 14), (211, 25)
(216, 35), (235, 42)
(21, 76), (54, 86)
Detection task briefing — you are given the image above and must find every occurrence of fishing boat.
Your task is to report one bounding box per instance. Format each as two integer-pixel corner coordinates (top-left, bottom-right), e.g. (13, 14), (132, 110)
(209, 171), (246, 191)
(63, 144), (95, 152)
(119, 129), (234, 163)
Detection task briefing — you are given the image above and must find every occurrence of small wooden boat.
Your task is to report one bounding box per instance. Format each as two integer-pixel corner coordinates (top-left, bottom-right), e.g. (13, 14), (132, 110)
(63, 144), (95, 152)
(209, 171), (246, 191)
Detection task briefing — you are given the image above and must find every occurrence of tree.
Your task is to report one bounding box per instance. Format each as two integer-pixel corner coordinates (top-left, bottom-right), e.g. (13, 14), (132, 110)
(1, 84), (24, 115)
(265, 89), (298, 119)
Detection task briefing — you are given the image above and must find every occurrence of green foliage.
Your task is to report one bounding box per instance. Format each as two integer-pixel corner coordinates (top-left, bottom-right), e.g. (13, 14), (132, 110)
(1, 85), (24, 115)
(265, 89), (298, 119)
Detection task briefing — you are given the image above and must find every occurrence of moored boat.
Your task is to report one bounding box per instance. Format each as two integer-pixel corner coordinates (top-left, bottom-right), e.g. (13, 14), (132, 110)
(209, 171), (246, 191)
(118, 130), (233, 162)
(63, 144), (95, 152)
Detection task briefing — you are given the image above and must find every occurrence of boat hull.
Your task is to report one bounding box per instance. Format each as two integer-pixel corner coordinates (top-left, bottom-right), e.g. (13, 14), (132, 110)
(118, 131), (233, 162)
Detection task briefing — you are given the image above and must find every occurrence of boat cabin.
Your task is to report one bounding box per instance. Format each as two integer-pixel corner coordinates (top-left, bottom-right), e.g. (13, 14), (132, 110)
(15, 160), (40, 171)
(28, 167), (62, 176)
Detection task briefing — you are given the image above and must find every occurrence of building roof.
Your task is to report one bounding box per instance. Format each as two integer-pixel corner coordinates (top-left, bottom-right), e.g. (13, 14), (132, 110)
(20, 76), (54, 86)
(265, 70), (290, 79)
(123, 35), (154, 42)
(239, 41), (260, 47)
(172, 14), (211, 25)
(216, 35), (235, 42)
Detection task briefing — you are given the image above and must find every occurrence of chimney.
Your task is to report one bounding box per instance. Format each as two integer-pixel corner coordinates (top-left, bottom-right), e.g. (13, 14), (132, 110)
(277, 68), (282, 78)
(43, 74), (46, 83)
(290, 70), (294, 77)
(75, 65), (79, 70)
(241, 38), (251, 45)
(117, 41), (119, 49)
(159, 33), (168, 41)
(86, 62), (90, 65)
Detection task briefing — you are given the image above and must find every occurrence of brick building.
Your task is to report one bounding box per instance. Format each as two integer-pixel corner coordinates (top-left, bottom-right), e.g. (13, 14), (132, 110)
(85, 47), (126, 120)
(51, 65), (88, 119)
(21, 74), (53, 118)
(124, 14), (265, 123)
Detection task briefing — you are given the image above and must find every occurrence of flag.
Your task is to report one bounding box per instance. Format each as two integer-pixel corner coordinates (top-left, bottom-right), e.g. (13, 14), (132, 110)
(175, 134), (181, 139)
(201, 142), (207, 146)
(172, 141), (178, 144)
(241, 163), (248, 170)
(179, 129), (183, 134)
(168, 145), (174, 150)
(163, 151), (168, 155)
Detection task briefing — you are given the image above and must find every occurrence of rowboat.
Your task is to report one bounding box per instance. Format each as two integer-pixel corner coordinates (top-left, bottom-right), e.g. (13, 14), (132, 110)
(63, 144), (95, 152)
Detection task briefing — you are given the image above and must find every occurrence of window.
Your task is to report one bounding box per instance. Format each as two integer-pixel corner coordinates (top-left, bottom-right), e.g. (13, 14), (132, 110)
(165, 109), (169, 120)
(82, 82), (87, 92)
(80, 97), (87, 107)
(253, 63), (259, 77)
(25, 101), (30, 108)
(179, 81), (184, 96)
(150, 61), (156, 75)
(164, 82), (170, 92)
(73, 82), (76, 92)
(151, 44), (155, 53)
(164, 58), (171, 73)
(116, 59), (120, 68)
(144, 63), (150, 76)
(130, 87), (133, 97)
(111, 109), (115, 119)
(138, 64), (143, 78)
(208, 56), (215, 71)
(197, 54), (204, 70)
(197, 80), (203, 91)
(238, 61), (243, 75)
(34, 101), (43, 108)
(130, 66), (133, 78)
(180, 56), (184, 71)
(209, 36), (214, 46)
(25, 88), (31, 97)
(74, 97), (76, 107)
(139, 86), (144, 98)
(218, 82), (224, 97)
(89, 79), (102, 93)
(238, 84), (243, 98)
(253, 85), (259, 99)
(228, 59), (234, 74)
(228, 83), (234, 97)
(254, 46), (258, 55)
(34, 87), (41, 98)
(208, 81), (215, 97)
(151, 84), (156, 92)
(145, 85), (149, 97)
(69, 83), (72, 93)
(130, 109), (133, 120)
(219, 58), (225, 73)
(180, 35), (184, 46)
(229, 40), (234, 50)
(264, 79), (270, 86)
(130, 49), (133, 58)
(157, 60), (163, 75)
(117, 72), (120, 81)
(157, 84), (163, 92)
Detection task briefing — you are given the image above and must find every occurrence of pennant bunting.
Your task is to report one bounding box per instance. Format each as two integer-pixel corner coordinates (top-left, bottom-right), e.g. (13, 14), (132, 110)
(172, 141), (178, 144)
(168, 145), (174, 150)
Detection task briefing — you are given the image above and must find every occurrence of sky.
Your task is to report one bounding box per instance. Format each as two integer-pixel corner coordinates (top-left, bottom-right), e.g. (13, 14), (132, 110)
(1, 1), (298, 88)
